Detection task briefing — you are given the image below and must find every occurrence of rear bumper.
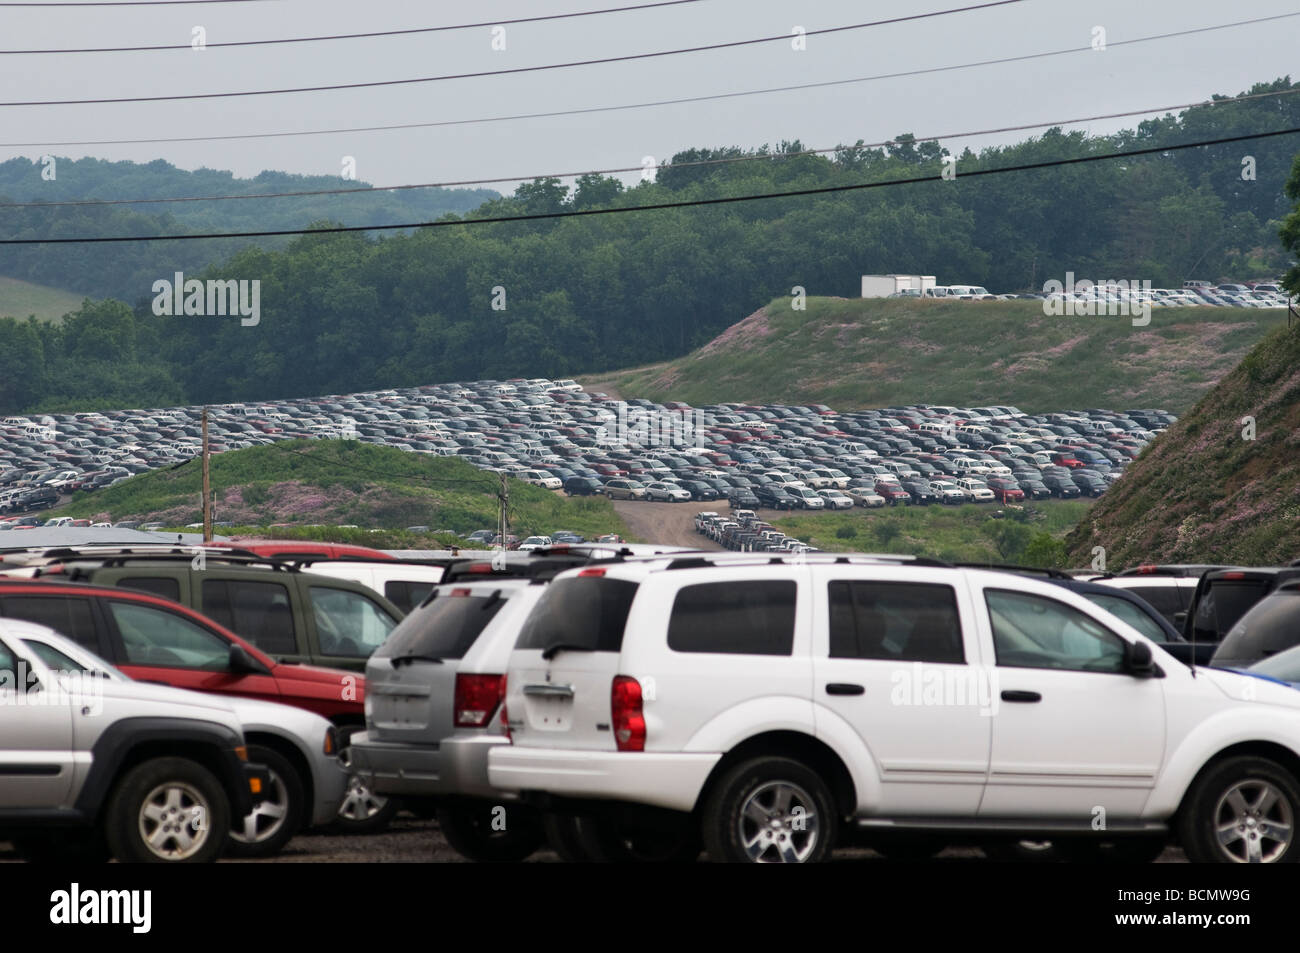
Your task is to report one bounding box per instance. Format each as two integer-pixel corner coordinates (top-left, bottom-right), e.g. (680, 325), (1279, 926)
(348, 731), (514, 800)
(488, 747), (720, 813)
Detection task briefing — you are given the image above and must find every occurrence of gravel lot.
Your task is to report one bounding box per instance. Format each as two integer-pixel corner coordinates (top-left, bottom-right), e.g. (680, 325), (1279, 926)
(2, 815), (1189, 863)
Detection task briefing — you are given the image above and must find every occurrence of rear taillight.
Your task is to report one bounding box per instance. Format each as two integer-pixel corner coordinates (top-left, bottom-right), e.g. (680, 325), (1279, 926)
(455, 673), (506, 728)
(611, 675), (645, 752)
(499, 676), (511, 740)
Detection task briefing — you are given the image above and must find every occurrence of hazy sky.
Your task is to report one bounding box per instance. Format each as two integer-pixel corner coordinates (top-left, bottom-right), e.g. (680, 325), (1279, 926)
(0, 0), (1296, 196)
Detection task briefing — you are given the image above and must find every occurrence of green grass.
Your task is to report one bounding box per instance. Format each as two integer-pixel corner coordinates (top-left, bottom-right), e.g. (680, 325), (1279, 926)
(0, 276), (85, 323)
(584, 297), (1286, 415)
(51, 440), (634, 540)
(772, 501), (1093, 566)
(1065, 323), (1300, 568)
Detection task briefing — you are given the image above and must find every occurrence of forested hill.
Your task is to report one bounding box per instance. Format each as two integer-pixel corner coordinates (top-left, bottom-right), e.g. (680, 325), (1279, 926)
(0, 157), (497, 301)
(1, 77), (1298, 414)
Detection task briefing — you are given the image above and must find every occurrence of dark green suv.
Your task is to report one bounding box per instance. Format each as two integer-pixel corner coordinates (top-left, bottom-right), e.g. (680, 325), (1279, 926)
(33, 548), (403, 672)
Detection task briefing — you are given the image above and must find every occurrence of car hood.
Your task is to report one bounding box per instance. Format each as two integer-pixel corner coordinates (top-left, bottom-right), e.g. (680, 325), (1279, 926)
(273, 661), (366, 693)
(1197, 667), (1300, 711)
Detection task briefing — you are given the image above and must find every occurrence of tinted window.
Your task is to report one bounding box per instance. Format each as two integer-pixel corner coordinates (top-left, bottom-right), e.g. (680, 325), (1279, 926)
(667, 580), (796, 656)
(383, 591), (506, 661)
(309, 587), (398, 658)
(109, 601), (230, 670)
(1192, 579), (1272, 643)
(828, 581), (963, 663)
(1, 596), (99, 652)
(1084, 593), (1169, 643)
(517, 577), (639, 654)
(1212, 590), (1300, 665)
(202, 579), (297, 656)
(1122, 584), (1184, 622)
(384, 580), (437, 615)
(986, 589), (1127, 673)
(118, 577), (181, 603)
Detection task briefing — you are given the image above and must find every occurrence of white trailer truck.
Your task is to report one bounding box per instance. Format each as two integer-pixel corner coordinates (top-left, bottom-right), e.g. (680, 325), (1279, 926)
(861, 274), (937, 298)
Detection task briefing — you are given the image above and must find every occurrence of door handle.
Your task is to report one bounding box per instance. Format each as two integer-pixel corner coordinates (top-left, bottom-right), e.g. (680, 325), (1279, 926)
(826, 683), (865, 696)
(1000, 690), (1041, 703)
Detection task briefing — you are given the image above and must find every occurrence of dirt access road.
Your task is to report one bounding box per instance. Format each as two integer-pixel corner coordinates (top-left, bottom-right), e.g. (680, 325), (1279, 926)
(612, 499), (726, 549)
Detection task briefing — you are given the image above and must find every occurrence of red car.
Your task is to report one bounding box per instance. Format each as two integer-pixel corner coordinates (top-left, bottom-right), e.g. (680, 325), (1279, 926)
(1050, 452), (1085, 469)
(214, 539), (394, 561)
(874, 481), (912, 505)
(0, 577), (365, 724)
(986, 478), (1026, 503)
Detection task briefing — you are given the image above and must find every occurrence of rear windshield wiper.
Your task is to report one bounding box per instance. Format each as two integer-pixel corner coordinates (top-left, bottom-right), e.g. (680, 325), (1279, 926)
(541, 642), (594, 661)
(390, 653), (446, 667)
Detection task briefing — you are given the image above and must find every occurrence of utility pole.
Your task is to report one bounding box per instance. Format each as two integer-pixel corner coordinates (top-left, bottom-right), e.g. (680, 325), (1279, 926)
(497, 471), (509, 551)
(201, 407), (212, 543)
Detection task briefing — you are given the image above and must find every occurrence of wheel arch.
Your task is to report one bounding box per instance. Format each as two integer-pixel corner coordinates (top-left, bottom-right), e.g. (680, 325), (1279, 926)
(694, 730), (857, 819)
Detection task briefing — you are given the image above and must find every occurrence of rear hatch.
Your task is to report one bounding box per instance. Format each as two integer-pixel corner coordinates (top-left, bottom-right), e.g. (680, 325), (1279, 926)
(365, 582), (524, 745)
(505, 571), (639, 752)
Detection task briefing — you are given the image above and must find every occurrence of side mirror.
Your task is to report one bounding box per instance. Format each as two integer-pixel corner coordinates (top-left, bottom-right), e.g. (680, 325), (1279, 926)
(229, 643), (269, 676)
(1126, 640), (1155, 678)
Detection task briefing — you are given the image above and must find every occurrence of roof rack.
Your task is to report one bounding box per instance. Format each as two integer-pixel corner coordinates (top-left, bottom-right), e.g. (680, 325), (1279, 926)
(661, 552), (953, 571)
(952, 561), (1072, 580)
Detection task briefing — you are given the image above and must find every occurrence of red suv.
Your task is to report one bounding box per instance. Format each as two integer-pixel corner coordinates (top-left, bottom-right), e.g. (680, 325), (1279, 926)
(0, 578), (364, 721)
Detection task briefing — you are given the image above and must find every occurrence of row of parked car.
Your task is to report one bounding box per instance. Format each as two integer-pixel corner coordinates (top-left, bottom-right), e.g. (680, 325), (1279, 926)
(893, 280), (1296, 309)
(345, 545), (1300, 864)
(0, 380), (1165, 524)
(0, 539), (456, 861)
(7, 535), (1300, 863)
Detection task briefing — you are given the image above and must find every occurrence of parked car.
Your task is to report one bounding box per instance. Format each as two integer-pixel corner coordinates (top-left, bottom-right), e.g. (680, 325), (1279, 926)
(563, 476), (605, 496)
(0, 574), (395, 834)
(492, 552), (1300, 864)
(603, 479), (647, 501)
(15, 623), (347, 858)
(1211, 580), (1300, 669)
(0, 617), (265, 863)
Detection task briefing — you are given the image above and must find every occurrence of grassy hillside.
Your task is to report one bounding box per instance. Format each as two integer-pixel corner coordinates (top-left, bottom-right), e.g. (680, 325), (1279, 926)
(584, 297), (1286, 415)
(52, 441), (632, 541)
(0, 277), (84, 323)
(774, 501), (1091, 565)
(1066, 324), (1300, 567)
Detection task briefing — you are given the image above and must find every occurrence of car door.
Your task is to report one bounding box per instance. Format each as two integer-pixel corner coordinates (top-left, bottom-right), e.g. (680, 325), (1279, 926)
(974, 584), (1165, 821)
(0, 633), (74, 807)
(810, 566), (991, 816)
(103, 598), (282, 705)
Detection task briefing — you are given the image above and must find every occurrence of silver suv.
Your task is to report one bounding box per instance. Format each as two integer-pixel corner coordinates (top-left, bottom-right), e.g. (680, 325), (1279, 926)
(0, 617), (268, 863)
(348, 545), (694, 861)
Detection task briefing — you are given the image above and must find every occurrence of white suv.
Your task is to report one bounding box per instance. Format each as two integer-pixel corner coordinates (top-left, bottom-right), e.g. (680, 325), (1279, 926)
(491, 553), (1300, 863)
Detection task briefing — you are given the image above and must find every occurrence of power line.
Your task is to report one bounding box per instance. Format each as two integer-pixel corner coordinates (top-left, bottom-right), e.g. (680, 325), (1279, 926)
(0, 0), (713, 53)
(5, 86), (1299, 212)
(0, 1), (1029, 106)
(1, 10), (1288, 142)
(3, 126), (1296, 245)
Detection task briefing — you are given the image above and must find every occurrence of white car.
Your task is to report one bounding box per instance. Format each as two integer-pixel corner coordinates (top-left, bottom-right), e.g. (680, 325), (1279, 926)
(928, 480), (969, 504)
(492, 555), (1300, 864)
(516, 535), (553, 551)
(816, 489), (855, 510)
(956, 478), (996, 502)
(788, 485), (825, 509)
(518, 470), (562, 490)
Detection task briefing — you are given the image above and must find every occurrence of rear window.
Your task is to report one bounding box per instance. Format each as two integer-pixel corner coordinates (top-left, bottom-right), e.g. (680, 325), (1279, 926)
(668, 580), (796, 656)
(118, 576), (181, 603)
(828, 581), (963, 662)
(516, 577), (638, 654)
(1120, 584), (1185, 622)
(384, 591), (507, 661)
(1192, 579), (1272, 643)
(0, 595), (99, 652)
(384, 580), (436, 615)
(1212, 590), (1300, 664)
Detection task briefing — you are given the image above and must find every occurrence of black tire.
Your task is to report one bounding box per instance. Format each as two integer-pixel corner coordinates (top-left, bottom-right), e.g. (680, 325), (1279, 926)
(574, 812), (701, 863)
(105, 757), (231, 863)
(225, 745), (303, 858)
(542, 812), (596, 862)
(437, 803), (544, 863)
(12, 830), (111, 864)
(1178, 756), (1300, 863)
(702, 756), (838, 863)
